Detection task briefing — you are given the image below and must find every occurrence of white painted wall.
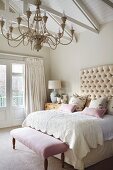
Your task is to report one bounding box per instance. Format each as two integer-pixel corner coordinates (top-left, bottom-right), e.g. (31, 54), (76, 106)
(50, 21), (113, 96)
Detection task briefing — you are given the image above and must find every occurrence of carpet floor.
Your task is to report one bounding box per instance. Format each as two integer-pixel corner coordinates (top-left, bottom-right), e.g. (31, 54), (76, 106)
(0, 127), (113, 170)
(0, 127), (74, 170)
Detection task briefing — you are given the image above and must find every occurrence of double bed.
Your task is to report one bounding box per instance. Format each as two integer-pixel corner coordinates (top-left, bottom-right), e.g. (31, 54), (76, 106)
(23, 64), (113, 170)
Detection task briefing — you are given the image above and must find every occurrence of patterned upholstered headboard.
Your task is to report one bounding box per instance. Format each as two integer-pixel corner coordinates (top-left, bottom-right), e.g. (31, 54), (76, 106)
(80, 65), (113, 99)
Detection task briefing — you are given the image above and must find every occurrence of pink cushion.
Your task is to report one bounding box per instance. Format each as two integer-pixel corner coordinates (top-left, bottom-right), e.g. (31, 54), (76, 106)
(10, 127), (68, 159)
(58, 104), (76, 112)
(82, 107), (106, 118)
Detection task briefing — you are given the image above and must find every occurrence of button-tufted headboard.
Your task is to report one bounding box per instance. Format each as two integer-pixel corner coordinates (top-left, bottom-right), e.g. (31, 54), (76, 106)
(80, 65), (113, 99)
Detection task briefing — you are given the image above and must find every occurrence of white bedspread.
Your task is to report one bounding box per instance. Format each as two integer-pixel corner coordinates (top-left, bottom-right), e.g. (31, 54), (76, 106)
(97, 114), (113, 141)
(22, 110), (103, 170)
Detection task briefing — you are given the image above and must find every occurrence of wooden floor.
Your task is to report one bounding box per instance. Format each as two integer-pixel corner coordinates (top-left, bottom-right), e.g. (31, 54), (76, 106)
(86, 157), (113, 170)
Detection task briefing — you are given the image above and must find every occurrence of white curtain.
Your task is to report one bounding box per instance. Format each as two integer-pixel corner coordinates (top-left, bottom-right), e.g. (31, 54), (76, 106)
(25, 58), (47, 115)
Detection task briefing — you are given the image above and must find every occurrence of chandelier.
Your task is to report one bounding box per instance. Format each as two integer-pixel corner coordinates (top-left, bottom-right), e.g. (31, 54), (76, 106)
(0, 0), (74, 51)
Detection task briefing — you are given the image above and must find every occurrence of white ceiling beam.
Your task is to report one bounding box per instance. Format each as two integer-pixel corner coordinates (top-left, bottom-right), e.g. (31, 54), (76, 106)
(42, 6), (98, 33)
(23, 0), (28, 14)
(72, 0), (100, 31)
(102, 0), (113, 9)
(48, 13), (77, 42)
(0, 10), (18, 20)
(25, 0), (98, 33)
(0, 10), (27, 26)
(4, 0), (9, 12)
(9, 0), (21, 14)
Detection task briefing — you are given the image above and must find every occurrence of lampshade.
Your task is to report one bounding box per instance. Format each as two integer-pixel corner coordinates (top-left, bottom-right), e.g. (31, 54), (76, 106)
(48, 80), (61, 90)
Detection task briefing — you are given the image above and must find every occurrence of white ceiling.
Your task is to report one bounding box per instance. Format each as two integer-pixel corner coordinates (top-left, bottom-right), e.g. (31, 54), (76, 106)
(0, 0), (113, 38)
(83, 0), (113, 24)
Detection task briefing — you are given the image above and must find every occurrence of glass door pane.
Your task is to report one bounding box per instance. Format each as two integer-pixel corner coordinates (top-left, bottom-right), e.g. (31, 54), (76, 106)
(12, 64), (24, 107)
(12, 76), (24, 107)
(0, 65), (6, 107)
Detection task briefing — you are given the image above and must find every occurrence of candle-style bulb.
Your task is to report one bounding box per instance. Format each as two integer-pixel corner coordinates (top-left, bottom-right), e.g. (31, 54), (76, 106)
(44, 9), (46, 16)
(71, 24), (73, 30)
(63, 10), (65, 17)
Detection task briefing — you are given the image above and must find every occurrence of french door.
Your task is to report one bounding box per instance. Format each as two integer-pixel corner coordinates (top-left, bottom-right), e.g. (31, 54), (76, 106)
(0, 61), (25, 128)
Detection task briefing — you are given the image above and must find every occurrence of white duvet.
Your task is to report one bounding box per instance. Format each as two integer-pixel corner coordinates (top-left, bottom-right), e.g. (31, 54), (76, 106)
(22, 110), (104, 170)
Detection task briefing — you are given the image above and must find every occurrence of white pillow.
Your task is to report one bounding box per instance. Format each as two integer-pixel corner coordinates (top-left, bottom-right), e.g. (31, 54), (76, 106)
(69, 94), (86, 111)
(107, 99), (113, 115)
(89, 98), (108, 109)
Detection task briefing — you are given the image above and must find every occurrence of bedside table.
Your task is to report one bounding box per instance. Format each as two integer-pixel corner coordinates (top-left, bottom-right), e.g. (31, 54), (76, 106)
(45, 103), (61, 110)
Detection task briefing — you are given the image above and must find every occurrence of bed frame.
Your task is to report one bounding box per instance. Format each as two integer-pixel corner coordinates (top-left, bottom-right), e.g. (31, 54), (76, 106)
(79, 64), (113, 169)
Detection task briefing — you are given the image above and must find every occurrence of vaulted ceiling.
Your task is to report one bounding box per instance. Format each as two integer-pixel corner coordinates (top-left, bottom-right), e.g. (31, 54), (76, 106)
(0, 0), (113, 40)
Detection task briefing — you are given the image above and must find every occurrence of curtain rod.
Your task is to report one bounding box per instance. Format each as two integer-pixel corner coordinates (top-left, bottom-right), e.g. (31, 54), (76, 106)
(0, 51), (44, 60)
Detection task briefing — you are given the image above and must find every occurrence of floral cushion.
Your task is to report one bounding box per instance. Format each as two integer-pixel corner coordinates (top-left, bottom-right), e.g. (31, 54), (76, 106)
(69, 93), (87, 111)
(107, 99), (113, 115)
(89, 97), (108, 109)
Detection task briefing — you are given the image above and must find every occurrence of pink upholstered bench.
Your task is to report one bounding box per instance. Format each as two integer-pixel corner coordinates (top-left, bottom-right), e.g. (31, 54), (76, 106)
(10, 127), (69, 170)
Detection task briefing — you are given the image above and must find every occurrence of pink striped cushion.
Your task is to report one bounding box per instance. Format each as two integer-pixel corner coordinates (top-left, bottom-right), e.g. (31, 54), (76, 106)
(82, 107), (106, 118)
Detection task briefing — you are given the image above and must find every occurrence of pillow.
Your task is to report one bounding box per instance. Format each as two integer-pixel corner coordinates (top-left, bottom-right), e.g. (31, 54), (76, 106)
(107, 99), (113, 115)
(82, 107), (107, 118)
(69, 94), (87, 111)
(58, 104), (76, 113)
(89, 97), (108, 109)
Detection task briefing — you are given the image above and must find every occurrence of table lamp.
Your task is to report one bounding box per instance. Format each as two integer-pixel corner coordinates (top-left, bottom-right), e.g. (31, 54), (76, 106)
(48, 80), (61, 103)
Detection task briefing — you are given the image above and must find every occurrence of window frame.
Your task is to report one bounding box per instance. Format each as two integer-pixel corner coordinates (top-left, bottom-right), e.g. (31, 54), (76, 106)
(0, 63), (7, 110)
(0, 59), (25, 111)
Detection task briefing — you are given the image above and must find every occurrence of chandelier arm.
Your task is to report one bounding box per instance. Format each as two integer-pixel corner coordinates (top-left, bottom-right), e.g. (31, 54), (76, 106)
(10, 33), (26, 41)
(7, 38), (24, 48)
(28, 18), (30, 28)
(1, 29), (22, 42)
(18, 26), (26, 36)
(18, 26), (32, 42)
(47, 36), (57, 46)
(8, 34), (25, 42)
(45, 26), (64, 39)
(58, 37), (73, 45)
(43, 30), (59, 45)
(45, 30), (65, 45)
(1, 28), (10, 39)
(10, 28), (31, 41)
(18, 26), (33, 41)
(47, 40), (57, 50)
(22, 36), (30, 46)
(1, 27), (26, 42)
(44, 27), (56, 38)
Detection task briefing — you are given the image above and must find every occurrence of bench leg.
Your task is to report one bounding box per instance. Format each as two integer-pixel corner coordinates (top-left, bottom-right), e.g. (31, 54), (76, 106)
(12, 138), (15, 149)
(61, 153), (64, 168)
(44, 159), (48, 170)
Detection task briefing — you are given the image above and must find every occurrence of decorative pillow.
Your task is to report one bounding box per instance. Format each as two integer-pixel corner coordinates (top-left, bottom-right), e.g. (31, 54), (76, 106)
(82, 107), (107, 118)
(58, 104), (76, 113)
(89, 97), (108, 109)
(69, 93), (87, 111)
(107, 99), (113, 115)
